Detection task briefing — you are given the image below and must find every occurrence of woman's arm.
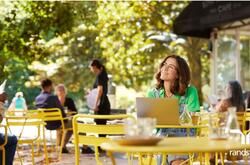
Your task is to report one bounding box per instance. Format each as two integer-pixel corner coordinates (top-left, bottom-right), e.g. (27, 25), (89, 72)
(0, 93), (7, 123)
(93, 85), (103, 112)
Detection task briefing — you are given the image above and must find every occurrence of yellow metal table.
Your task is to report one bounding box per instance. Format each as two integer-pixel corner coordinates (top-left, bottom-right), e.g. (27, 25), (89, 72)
(101, 137), (250, 165)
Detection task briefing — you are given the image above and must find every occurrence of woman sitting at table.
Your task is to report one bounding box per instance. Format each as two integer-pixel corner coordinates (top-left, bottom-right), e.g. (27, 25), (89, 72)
(216, 80), (245, 112)
(147, 55), (200, 165)
(55, 84), (94, 154)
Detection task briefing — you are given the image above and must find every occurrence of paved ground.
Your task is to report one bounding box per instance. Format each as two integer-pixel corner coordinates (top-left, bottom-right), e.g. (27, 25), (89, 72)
(13, 145), (134, 165)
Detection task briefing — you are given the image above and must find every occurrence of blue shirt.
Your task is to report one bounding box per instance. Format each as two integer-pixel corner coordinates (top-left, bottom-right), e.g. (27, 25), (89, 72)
(35, 91), (66, 130)
(15, 97), (26, 110)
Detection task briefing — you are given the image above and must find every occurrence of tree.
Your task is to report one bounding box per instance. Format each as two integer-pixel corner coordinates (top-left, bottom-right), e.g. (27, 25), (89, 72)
(1, 1), (210, 106)
(0, 1), (98, 105)
(97, 1), (187, 89)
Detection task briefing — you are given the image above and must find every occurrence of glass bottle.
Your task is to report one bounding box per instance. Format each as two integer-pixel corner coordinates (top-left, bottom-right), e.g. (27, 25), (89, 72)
(225, 107), (244, 142)
(179, 104), (192, 125)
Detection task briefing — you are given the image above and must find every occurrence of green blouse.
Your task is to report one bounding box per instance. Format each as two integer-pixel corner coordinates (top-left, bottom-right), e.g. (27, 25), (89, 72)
(147, 85), (200, 112)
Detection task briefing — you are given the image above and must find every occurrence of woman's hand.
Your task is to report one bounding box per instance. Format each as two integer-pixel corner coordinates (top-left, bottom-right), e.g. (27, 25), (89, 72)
(93, 106), (99, 112)
(0, 92), (7, 103)
(0, 114), (3, 123)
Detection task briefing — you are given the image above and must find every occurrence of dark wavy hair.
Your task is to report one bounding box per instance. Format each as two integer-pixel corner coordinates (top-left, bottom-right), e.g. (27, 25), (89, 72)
(228, 80), (245, 112)
(155, 55), (190, 96)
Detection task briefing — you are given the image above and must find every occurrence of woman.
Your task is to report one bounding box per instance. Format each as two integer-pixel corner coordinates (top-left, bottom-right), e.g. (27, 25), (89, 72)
(216, 80), (245, 112)
(55, 84), (94, 154)
(56, 84), (77, 114)
(89, 59), (110, 127)
(147, 55), (200, 165)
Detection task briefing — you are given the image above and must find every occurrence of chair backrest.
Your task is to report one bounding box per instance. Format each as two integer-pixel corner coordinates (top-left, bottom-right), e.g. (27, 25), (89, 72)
(5, 110), (45, 140)
(236, 112), (244, 130)
(243, 111), (250, 135)
(38, 108), (65, 129)
(73, 114), (133, 146)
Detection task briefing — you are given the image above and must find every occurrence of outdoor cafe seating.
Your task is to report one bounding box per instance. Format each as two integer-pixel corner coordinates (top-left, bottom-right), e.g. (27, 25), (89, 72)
(3, 108), (250, 165)
(5, 110), (49, 165)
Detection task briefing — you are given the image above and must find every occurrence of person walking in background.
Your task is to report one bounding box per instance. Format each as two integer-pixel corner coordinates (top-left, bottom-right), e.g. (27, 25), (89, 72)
(55, 84), (94, 154)
(216, 80), (245, 112)
(0, 92), (18, 165)
(89, 59), (111, 125)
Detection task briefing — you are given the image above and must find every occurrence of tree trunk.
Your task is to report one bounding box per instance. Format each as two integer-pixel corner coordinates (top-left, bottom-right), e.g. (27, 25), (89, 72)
(184, 37), (207, 104)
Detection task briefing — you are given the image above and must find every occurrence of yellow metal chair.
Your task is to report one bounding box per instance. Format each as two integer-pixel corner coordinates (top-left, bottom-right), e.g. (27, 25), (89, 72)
(73, 114), (133, 165)
(236, 112), (245, 132)
(0, 124), (8, 165)
(5, 110), (48, 165)
(39, 108), (72, 160)
(242, 111), (250, 135)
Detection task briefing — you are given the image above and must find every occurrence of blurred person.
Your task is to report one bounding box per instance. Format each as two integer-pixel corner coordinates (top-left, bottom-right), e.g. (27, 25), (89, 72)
(0, 92), (18, 165)
(89, 59), (110, 153)
(215, 80), (245, 163)
(55, 84), (94, 154)
(216, 80), (245, 112)
(8, 92), (27, 115)
(35, 79), (71, 153)
(147, 55), (200, 165)
(89, 59), (111, 125)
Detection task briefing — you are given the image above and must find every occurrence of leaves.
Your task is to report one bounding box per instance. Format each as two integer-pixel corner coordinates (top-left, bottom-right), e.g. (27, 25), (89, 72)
(0, 1), (209, 106)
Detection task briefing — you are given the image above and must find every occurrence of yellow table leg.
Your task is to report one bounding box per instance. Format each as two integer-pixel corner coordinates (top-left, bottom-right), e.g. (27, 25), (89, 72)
(107, 151), (116, 165)
(188, 153), (194, 164)
(138, 153), (143, 165)
(215, 152), (218, 165)
(199, 153), (203, 164)
(147, 154), (153, 165)
(161, 154), (167, 165)
(205, 152), (210, 165)
(219, 152), (225, 165)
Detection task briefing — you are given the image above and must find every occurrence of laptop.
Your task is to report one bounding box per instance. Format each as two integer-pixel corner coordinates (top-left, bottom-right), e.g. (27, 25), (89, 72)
(136, 97), (179, 125)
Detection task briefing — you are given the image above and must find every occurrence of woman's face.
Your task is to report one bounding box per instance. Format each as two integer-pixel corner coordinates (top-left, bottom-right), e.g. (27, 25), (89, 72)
(225, 83), (232, 99)
(90, 66), (99, 74)
(160, 57), (178, 81)
(56, 87), (66, 98)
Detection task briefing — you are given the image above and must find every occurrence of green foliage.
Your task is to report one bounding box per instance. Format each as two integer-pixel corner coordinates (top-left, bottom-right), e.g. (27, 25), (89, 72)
(96, 2), (186, 89)
(0, 1), (209, 108)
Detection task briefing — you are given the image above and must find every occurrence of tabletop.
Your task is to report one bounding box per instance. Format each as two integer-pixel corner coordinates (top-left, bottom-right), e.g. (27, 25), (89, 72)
(156, 124), (207, 129)
(101, 137), (250, 154)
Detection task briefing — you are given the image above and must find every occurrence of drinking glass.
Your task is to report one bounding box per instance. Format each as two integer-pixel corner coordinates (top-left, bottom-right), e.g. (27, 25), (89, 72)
(209, 112), (229, 140)
(191, 112), (200, 125)
(125, 117), (156, 137)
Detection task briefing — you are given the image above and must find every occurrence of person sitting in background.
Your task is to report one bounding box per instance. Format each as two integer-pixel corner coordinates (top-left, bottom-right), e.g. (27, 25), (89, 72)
(216, 80), (245, 112)
(8, 92), (27, 115)
(0, 92), (18, 165)
(35, 79), (71, 153)
(243, 91), (250, 109)
(55, 84), (94, 154)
